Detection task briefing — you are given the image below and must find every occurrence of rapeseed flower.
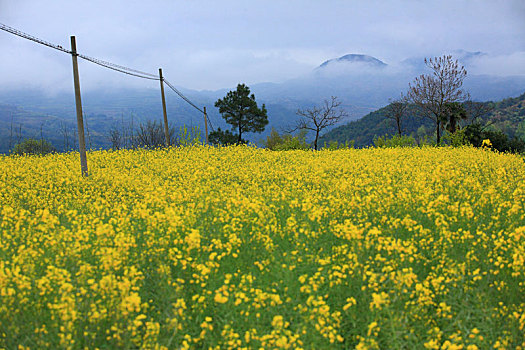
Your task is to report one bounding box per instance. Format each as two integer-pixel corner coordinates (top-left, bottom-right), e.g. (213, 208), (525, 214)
(0, 145), (523, 348)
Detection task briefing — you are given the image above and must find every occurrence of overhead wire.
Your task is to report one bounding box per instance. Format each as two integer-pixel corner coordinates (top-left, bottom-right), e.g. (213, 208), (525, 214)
(78, 55), (159, 80)
(0, 23), (71, 54)
(206, 114), (215, 133)
(1, 22), (215, 131)
(0, 22), (159, 80)
(163, 78), (203, 113)
(163, 78), (216, 132)
(77, 54), (159, 79)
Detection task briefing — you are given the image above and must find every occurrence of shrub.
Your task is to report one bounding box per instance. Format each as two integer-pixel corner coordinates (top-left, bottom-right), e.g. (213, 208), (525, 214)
(322, 140), (355, 150)
(265, 129), (309, 151)
(209, 128), (242, 145)
(13, 138), (56, 155)
(178, 125), (201, 146)
(463, 123), (525, 153)
(443, 128), (471, 147)
(373, 134), (417, 148)
(135, 120), (177, 148)
(264, 128), (283, 150)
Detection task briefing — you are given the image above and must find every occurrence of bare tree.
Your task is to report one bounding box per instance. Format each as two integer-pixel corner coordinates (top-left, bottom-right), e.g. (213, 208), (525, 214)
(60, 121), (71, 151)
(294, 96), (348, 150)
(109, 125), (123, 150)
(120, 113), (127, 149)
(16, 123), (23, 146)
(464, 100), (494, 125)
(135, 120), (176, 148)
(84, 113), (92, 150)
(129, 113), (135, 148)
(405, 55), (469, 144)
(9, 113), (14, 151)
(384, 97), (408, 136)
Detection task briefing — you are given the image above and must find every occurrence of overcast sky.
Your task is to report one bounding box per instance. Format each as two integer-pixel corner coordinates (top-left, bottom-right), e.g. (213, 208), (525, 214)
(1, 0), (524, 92)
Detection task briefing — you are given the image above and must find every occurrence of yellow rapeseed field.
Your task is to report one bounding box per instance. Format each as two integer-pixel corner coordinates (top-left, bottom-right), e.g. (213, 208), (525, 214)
(0, 145), (524, 349)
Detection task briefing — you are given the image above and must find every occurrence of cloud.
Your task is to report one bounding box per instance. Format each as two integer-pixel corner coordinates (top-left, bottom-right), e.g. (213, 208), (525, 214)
(1, 0), (524, 91)
(468, 52), (525, 77)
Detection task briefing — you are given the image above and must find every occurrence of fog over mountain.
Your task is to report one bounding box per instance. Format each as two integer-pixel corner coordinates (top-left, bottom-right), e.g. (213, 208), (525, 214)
(1, 50), (524, 151)
(248, 50), (525, 118)
(319, 54), (388, 69)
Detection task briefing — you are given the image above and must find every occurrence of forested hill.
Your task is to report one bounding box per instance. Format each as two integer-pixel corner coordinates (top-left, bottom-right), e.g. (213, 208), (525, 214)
(484, 92), (525, 139)
(320, 92), (525, 147)
(318, 104), (434, 147)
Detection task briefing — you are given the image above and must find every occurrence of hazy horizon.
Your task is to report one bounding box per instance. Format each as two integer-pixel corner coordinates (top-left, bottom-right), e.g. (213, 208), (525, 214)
(1, 0), (524, 93)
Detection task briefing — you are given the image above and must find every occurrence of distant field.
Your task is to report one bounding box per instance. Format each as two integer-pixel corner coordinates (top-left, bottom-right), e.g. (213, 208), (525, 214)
(0, 146), (524, 349)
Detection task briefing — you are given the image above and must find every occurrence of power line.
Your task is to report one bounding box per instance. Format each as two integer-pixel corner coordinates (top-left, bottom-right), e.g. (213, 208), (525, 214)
(77, 54), (159, 79)
(163, 78), (204, 113)
(206, 114), (215, 132)
(78, 55), (159, 80)
(163, 78), (216, 132)
(0, 23), (71, 54)
(0, 22), (159, 80)
(1, 22), (214, 130)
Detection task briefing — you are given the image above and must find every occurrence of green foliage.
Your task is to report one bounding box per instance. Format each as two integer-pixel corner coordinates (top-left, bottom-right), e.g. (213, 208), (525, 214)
(264, 128), (309, 151)
(320, 104), (430, 147)
(13, 138), (55, 155)
(321, 93), (525, 148)
(177, 125), (201, 146)
(214, 83), (268, 143)
(463, 123), (525, 153)
(264, 128), (283, 150)
(443, 128), (471, 147)
(516, 121), (525, 140)
(373, 134), (417, 148)
(508, 137), (525, 154)
(209, 128), (243, 146)
(322, 139), (355, 150)
(443, 102), (468, 133)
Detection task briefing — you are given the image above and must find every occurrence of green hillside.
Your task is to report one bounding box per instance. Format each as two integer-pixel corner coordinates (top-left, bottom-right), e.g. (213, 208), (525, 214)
(483, 92), (525, 139)
(320, 92), (525, 147)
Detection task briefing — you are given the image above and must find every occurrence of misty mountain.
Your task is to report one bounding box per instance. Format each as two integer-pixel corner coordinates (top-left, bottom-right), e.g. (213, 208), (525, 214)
(1, 51), (525, 152)
(319, 54), (388, 69)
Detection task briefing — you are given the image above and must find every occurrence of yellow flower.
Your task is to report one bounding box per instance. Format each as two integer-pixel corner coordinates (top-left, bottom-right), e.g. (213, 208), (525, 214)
(370, 292), (389, 310)
(214, 293), (228, 304)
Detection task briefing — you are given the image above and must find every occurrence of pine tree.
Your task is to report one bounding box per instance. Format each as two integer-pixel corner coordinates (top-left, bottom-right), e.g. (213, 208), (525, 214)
(214, 83), (268, 143)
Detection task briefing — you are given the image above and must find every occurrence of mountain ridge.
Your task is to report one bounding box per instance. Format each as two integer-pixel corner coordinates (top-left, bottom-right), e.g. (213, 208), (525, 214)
(319, 54), (388, 69)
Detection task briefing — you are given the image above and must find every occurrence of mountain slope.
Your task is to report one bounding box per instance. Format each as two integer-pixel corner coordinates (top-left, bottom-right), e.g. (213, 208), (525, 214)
(320, 92), (525, 147)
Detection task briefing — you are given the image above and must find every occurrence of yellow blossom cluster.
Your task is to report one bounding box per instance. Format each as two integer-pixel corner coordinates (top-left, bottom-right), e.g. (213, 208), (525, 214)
(0, 145), (524, 348)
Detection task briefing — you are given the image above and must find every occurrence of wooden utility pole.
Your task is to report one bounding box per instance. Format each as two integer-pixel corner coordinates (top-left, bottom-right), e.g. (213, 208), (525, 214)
(203, 106), (208, 145)
(70, 36), (88, 177)
(158, 68), (170, 147)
